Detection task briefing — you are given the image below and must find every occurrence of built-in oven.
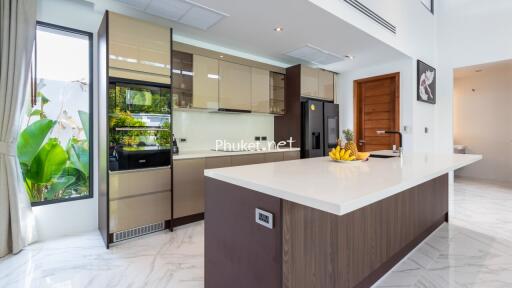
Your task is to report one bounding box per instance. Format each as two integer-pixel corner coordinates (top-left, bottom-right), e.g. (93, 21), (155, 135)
(108, 79), (171, 171)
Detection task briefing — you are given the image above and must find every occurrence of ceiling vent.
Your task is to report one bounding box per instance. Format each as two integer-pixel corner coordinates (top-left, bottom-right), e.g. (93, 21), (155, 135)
(344, 0), (396, 34)
(285, 44), (344, 65)
(117, 0), (228, 30)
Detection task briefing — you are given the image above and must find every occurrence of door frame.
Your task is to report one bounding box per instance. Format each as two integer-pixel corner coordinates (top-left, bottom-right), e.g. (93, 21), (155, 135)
(353, 72), (400, 151)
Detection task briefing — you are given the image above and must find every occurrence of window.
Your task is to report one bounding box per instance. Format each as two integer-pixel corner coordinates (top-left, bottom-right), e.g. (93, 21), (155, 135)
(18, 22), (93, 206)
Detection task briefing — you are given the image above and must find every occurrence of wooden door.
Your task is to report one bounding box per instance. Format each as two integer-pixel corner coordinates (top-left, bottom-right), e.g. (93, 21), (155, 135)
(354, 73), (400, 152)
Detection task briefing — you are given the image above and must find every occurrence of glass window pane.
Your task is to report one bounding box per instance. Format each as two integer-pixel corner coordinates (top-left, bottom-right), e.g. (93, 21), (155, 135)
(18, 24), (92, 205)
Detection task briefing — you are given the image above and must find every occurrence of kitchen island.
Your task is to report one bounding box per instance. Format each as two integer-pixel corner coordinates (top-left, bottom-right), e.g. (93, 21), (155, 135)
(204, 153), (481, 288)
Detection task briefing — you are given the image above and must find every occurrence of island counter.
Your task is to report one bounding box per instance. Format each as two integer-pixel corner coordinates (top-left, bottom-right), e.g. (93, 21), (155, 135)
(204, 153), (481, 288)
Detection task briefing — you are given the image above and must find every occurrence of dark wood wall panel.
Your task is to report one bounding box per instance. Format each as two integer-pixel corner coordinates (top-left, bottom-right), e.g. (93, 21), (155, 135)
(283, 174), (448, 288)
(205, 178), (282, 288)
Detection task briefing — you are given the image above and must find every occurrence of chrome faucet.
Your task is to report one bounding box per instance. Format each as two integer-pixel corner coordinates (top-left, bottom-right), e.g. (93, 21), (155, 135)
(376, 130), (403, 157)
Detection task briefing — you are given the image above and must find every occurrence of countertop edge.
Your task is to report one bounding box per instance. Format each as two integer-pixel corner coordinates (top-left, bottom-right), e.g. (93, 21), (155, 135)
(204, 154), (482, 216)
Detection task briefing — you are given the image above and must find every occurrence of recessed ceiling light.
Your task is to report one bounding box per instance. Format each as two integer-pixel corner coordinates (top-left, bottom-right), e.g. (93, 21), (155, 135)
(274, 27), (284, 32)
(345, 55), (355, 60)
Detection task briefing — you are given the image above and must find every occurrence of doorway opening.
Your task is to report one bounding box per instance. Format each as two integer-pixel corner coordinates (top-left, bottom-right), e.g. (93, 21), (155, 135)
(453, 59), (512, 183)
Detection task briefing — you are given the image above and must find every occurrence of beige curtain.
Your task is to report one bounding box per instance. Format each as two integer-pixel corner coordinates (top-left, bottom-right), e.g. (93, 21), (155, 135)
(0, 0), (38, 257)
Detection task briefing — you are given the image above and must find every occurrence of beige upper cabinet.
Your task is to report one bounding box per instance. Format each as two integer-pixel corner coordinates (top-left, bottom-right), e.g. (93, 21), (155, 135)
(251, 67), (270, 113)
(108, 12), (171, 84)
(300, 65), (319, 97)
(219, 61), (252, 111)
(193, 55), (219, 109)
(318, 69), (334, 101)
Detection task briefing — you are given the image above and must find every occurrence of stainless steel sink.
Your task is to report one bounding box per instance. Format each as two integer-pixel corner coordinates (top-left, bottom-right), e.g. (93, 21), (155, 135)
(369, 154), (398, 159)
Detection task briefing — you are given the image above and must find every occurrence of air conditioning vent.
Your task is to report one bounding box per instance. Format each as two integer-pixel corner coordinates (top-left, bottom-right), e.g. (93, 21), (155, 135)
(286, 44), (344, 65)
(344, 0), (396, 34)
(112, 221), (165, 243)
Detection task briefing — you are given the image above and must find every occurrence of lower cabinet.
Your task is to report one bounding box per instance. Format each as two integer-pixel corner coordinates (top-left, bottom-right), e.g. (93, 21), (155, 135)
(173, 158), (205, 219)
(283, 150), (300, 161)
(264, 152), (284, 163)
(109, 168), (172, 233)
(231, 154), (265, 166)
(173, 151), (300, 223)
(110, 191), (172, 233)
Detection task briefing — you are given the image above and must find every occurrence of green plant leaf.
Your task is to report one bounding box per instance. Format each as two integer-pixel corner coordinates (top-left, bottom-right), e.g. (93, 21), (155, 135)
(27, 138), (68, 184)
(78, 110), (89, 142)
(36, 91), (50, 104)
(45, 175), (76, 200)
(58, 167), (88, 195)
(30, 109), (43, 117)
(67, 138), (89, 177)
(17, 119), (55, 165)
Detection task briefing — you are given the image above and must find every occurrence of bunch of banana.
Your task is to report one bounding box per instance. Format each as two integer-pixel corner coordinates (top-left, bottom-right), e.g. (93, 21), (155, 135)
(329, 146), (356, 161)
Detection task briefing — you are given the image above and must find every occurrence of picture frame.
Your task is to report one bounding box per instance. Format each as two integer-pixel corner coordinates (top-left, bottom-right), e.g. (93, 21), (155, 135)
(417, 60), (436, 104)
(420, 0), (434, 14)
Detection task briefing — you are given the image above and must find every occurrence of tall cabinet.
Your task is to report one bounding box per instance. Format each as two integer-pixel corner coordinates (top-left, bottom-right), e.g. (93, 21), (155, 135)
(98, 11), (173, 248)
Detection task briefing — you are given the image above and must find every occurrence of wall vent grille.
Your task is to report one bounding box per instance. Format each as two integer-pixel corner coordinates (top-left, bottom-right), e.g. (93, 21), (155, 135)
(344, 0), (397, 34)
(113, 221), (165, 243)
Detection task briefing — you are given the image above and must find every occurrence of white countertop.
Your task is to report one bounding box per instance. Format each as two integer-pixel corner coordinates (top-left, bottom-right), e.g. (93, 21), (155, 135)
(204, 152), (482, 216)
(173, 147), (300, 160)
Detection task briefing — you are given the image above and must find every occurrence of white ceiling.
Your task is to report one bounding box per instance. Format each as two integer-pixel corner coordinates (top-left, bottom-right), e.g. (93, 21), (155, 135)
(89, 0), (407, 72)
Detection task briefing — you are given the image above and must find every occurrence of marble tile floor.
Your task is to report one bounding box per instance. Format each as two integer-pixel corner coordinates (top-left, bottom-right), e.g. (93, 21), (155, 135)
(1, 177), (512, 288)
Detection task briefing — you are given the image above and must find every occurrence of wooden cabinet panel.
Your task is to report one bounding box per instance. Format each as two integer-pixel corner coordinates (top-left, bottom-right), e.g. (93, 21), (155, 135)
(108, 12), (170, 84)
(219, 61), (252, 111)
(193, 55), (219, 109)
(300, 66), (318, 97)
(174, 158), (206, 218)
(251, 67), (270, 113)
(318, 70), (334, 101)
(231, 154), (266, 166)
(283, 151), (300, 161)
(264, 152), (284, 163)
(109, 191), (171, 233)
(109, 168), (171, 200)
(206, 156), (232, 169)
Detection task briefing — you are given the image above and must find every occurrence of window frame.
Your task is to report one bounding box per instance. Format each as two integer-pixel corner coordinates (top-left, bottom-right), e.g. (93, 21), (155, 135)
(31, 21), (94, 207)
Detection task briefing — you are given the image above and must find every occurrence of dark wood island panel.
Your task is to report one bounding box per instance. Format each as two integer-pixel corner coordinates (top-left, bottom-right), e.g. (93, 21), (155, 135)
(205, 178), (283, 288)
(282, 174), (448, 288)
(205, 174), (448, 288)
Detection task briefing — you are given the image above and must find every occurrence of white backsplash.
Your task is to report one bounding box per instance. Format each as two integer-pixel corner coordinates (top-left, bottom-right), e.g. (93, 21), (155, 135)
(173, 110), (275, 151)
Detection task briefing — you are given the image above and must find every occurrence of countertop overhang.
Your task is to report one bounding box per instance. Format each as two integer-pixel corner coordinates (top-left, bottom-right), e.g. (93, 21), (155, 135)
(204, 153), (482, 216)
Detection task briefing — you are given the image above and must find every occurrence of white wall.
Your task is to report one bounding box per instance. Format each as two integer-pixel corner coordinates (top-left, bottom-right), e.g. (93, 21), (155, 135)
(436, 0), (512, 153)
(35, 0), (103, 240)
(310, 0), (437, 65)
(453, 64), (512, 182)
(173, 111), (274, 151)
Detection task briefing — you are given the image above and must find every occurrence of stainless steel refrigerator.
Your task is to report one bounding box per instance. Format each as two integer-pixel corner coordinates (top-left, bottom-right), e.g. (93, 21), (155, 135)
(301, 99), (339, 158)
